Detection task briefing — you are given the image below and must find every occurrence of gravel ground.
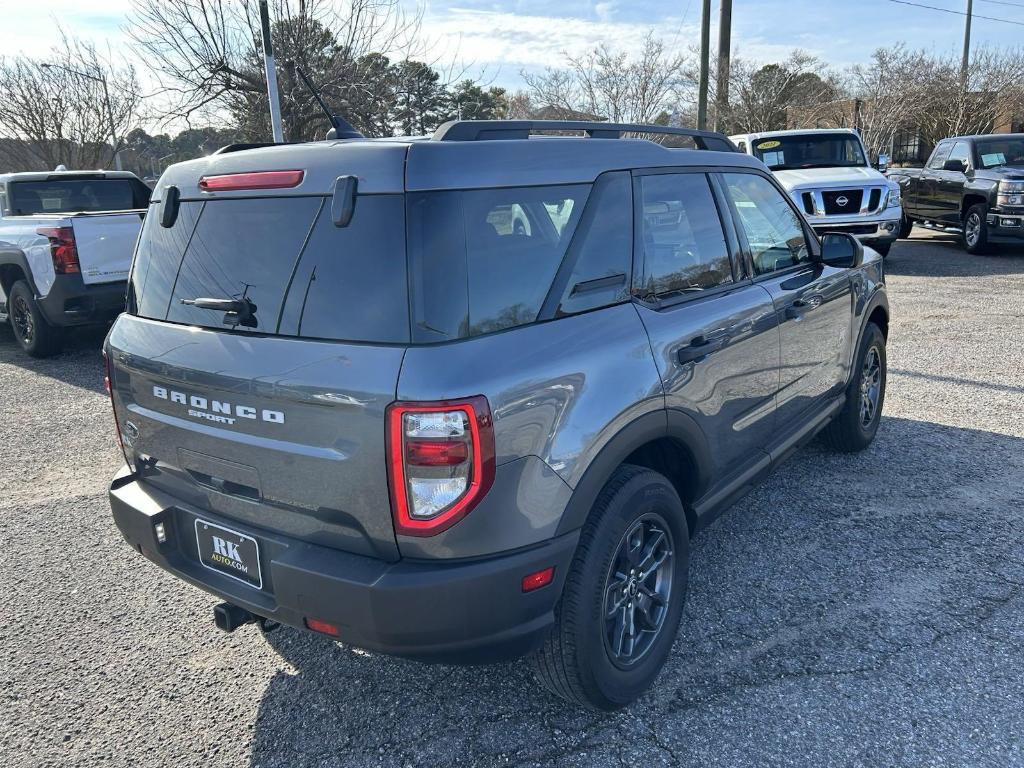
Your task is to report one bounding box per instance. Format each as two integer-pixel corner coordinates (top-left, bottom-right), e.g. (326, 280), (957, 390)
(2, 229), (1023, 768)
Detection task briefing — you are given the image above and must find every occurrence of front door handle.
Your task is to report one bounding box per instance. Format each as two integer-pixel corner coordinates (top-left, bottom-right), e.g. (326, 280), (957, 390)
(785, 296), (822, 320)
(677, 334), (727, 365)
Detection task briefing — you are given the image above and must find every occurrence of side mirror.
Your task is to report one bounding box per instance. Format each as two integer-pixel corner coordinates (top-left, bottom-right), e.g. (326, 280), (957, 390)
(943, 159), (966, 173)
(820, 232), (864, 269)
(876, 153), (889, 172)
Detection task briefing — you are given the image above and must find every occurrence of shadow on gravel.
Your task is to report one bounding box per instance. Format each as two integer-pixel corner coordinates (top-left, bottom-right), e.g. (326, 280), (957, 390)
(0, 322), (109, 393)
(886, 234), (1024, 277)
(246, 415), (1024, 767)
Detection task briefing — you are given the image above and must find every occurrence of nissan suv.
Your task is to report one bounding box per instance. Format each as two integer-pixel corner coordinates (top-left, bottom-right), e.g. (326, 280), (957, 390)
(105, 120), (889, 710)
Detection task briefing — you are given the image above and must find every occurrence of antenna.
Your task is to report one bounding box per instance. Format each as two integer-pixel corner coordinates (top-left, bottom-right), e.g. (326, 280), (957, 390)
(294, 66), (363, 140)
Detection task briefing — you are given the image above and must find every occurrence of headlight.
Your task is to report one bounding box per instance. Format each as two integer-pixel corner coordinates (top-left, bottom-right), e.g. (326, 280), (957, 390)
(999, 180), (1024, 206)
(887, 183), (901, 208)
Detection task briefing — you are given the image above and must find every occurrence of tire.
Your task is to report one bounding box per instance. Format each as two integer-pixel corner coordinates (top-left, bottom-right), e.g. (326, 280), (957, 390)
(532, 464), (690, 710)
(823, 323), (886, 453)
(897, 213), (914, 239)
(7, 280), (62, 357)
(962, 203), (992, 254)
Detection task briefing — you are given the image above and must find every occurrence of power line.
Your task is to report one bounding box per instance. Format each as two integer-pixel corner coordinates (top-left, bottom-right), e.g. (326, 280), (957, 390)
(886, 0), (1024, 25)
(977, 0), (1024, 9)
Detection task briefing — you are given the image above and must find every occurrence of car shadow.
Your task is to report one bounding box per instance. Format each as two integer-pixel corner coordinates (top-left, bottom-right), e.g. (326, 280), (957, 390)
(886, 232), (1024, 277)
(0, 321), (109, 394)
(245, 415), (1024, 767)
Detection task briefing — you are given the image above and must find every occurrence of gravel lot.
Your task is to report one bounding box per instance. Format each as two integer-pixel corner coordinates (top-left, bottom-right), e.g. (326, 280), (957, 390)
(2, 229), (1023, 768)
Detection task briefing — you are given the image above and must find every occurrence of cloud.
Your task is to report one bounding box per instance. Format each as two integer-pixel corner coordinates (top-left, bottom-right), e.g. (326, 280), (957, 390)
(419, 7), (698, 86)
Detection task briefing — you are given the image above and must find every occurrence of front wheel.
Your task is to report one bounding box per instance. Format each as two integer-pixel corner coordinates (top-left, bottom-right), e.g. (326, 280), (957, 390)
(8, 280), (62, 357)
(897, 213), (914, 239)
(823, 323), (886, 453)
(963, 204), (992, 254)
(532, 465), (689, 710)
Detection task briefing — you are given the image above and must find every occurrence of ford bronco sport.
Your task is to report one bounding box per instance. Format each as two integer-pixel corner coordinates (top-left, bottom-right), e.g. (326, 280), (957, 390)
(105, 120), (889, 710)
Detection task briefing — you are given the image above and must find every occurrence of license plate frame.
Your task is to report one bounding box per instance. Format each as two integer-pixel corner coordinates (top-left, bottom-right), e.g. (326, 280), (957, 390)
(194, 519), (263, 590)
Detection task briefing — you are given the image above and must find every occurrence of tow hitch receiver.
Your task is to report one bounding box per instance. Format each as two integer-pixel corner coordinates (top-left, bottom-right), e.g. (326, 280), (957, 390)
(214, 602), (256, 632)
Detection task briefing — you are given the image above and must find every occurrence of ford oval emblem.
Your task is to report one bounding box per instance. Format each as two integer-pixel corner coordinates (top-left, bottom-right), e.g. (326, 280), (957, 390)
(836, 195), (850, 207)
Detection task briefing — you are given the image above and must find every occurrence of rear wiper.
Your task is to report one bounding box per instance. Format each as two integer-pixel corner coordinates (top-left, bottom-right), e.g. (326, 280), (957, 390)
(180, 296), (258, 328)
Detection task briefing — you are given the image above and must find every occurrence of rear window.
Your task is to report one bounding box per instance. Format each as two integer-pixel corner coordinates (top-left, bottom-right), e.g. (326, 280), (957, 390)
(129, 194), (409, 343)
(9, 178), (150, 214)
(408, 184), (589, 341)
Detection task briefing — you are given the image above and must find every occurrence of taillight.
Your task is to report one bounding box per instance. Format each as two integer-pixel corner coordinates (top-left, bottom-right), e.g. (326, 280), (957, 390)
(104, 351), (133, 470)
(386, 396), (495, 536)
(198, 170), (304, 191)
(36, 226), (79, 274)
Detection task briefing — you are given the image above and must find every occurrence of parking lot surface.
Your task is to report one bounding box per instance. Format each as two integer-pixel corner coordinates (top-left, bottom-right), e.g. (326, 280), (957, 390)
(2, 230), (1023, 768)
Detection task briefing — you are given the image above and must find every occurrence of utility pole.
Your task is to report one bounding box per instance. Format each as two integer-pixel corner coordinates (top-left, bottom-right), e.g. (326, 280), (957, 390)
(714, 0), (733, 133)
(961, 0), (973, 81)
(696, 0), (711, 130)
(259, 0), (284, 143)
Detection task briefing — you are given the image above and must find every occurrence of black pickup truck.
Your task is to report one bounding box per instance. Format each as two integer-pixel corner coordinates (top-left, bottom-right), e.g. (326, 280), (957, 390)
(889, 133), (1024, 253)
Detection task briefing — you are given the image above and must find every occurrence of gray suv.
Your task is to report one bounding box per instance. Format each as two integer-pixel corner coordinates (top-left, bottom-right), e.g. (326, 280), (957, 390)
(105, 120), (889, 710)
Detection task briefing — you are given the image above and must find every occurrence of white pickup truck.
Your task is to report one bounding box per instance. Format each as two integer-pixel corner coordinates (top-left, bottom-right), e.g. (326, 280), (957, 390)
(0, 170), (150, 356)
(729, 128), (902, 256)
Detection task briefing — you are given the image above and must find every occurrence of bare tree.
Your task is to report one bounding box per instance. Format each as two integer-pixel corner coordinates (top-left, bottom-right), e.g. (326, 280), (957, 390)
(129, 0), (428, 135)
(0, 33), (141, 170)
(522, 34), (692, 124)
(726, 51), (841, 133)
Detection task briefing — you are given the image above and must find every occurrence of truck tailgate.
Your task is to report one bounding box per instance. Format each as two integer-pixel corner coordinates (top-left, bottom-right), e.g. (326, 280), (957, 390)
(72, 212), (143, 285)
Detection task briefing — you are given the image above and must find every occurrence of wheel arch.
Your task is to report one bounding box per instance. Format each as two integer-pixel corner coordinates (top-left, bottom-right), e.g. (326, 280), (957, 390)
(961, 193), (989, 219)
(555, 409), (712, 538)
(0, 247), (37, 297)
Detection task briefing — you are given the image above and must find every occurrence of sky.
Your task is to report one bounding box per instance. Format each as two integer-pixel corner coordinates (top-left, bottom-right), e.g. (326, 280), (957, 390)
(2, 0), (1023, 117)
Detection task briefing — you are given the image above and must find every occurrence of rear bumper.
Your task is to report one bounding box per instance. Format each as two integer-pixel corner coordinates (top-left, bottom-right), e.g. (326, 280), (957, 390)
(108, 467), (578, 663)
(38, 274), (126, 327)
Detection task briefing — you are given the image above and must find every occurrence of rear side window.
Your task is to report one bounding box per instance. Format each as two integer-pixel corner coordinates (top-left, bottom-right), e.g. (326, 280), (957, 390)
(129, 194), (410, 343)
(638, 173), (733, 298)
(409, 184), (589, 341)
(9, 178), (150, 214)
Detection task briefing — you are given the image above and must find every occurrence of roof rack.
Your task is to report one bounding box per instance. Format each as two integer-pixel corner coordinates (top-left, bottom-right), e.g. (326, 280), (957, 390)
(432, 120), (739, 152)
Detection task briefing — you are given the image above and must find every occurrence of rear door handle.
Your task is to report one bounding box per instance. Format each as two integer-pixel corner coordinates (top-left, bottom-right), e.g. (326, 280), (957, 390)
(677, 334), (727, 365)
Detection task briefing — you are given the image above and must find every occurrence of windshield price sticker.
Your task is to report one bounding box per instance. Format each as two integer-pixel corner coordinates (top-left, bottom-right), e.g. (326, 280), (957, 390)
(982, 153), (1005, 167)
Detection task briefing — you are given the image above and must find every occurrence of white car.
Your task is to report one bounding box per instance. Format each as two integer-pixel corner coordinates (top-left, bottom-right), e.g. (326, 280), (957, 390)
(730, 128), (901, 256)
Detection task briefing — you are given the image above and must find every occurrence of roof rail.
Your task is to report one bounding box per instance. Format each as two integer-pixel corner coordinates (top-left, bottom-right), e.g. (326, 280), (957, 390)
(432, 120), (739, 152)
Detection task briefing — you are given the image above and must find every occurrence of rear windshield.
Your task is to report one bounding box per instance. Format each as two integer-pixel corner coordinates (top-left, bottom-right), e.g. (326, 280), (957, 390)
(9, 178), (151, 214)
(129, 194), (409, 343)
(128, 177), (632, 345)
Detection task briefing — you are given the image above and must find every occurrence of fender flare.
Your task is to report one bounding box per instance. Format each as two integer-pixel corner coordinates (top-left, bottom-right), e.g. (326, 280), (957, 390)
(554, 408), (713, 536)
(0, 247), (39, 297)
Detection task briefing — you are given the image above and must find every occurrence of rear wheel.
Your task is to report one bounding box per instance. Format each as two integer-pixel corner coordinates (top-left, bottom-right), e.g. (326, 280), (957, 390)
(963, 203), (992, 254)
(532, 465), (689, 710)
(8, 280), (62, 357)
(823, 323), (886, 453)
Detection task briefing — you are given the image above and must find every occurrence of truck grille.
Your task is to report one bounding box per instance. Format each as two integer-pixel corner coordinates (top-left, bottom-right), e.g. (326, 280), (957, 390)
(822, 190), (864, 215)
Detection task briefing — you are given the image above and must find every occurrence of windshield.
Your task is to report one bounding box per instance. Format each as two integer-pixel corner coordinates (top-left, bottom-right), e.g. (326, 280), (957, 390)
(9, 178), (150, 215)
(975, 138), (1024, 169)
(751, 134), (867, 171)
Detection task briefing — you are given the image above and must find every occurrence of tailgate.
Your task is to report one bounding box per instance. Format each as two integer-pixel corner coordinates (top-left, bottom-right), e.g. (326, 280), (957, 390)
(107, 315), (403, 562)
(72, 213), (143, 285)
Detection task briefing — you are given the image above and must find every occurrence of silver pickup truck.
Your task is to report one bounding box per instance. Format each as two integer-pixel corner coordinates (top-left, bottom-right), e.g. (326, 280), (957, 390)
(0, 170), (150, 356)
(730, 129), (902, 256)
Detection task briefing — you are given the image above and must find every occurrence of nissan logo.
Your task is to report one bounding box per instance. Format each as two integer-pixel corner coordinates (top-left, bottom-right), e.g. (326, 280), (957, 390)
(836, 195), (850, 207)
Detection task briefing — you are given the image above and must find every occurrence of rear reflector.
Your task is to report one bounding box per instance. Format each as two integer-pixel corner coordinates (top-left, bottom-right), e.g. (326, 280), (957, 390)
(522, 566), (556, 592)
(36, 226), (79, 274)
(304, 618), (340, 637)
(198, 170), (304, 192)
